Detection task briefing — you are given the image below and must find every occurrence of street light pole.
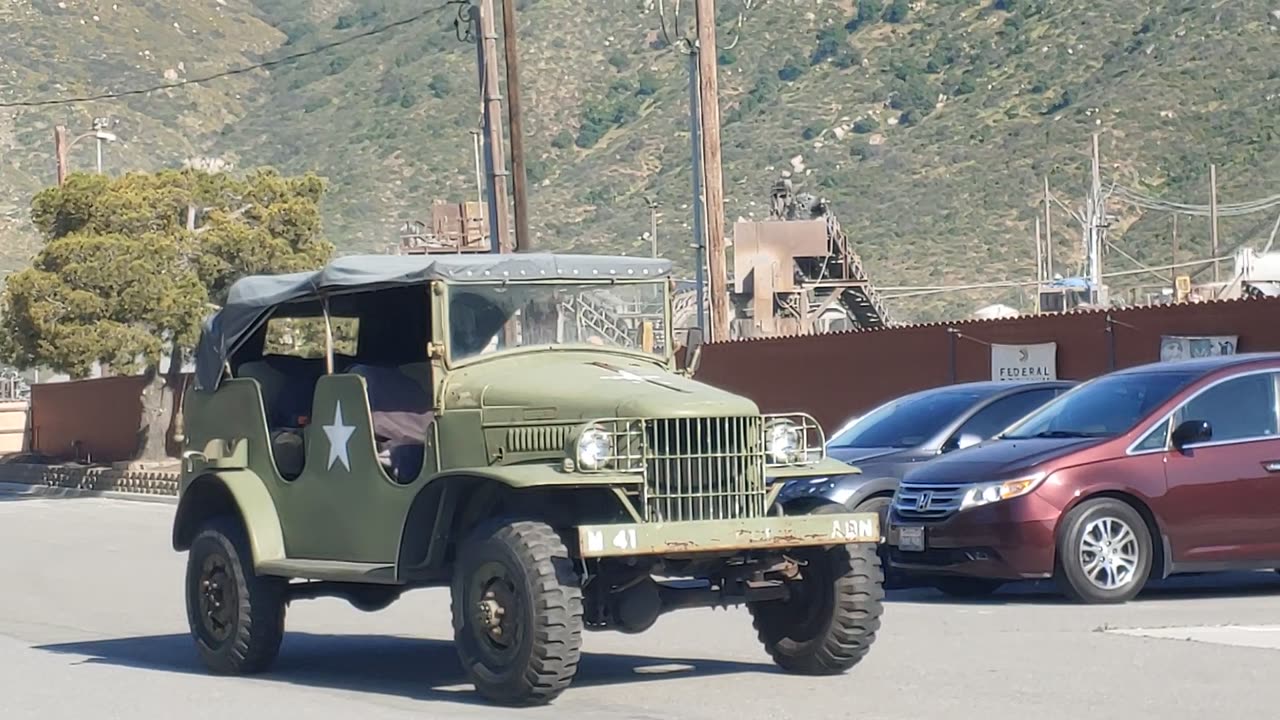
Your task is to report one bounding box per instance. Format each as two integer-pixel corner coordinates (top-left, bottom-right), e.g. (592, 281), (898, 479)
(53, 124), (116, 185)
(645, 197), (660, 258)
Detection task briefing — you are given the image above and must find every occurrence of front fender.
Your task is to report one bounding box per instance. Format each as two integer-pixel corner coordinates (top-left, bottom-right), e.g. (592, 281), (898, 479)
(768, 456), (861, 481)
(172, 470), (286, 568)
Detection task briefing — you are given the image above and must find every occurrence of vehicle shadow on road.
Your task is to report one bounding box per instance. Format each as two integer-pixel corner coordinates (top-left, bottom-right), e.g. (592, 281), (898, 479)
(35, 632), (780, 705)
(886, 571), (1280, 606)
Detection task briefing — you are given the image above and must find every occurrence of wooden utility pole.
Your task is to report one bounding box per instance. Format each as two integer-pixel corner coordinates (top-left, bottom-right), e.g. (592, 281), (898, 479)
(694, 0), (730, 342)
(1209, 163), (1219, 283)
(473, 0), (512, 253)
(54, 125), (68, 186)
(499, 0), (531, 252)
(1171, 214), (1179, 296)
(1042, 176), (1053, 280)
(1034, 217), (1043, 313)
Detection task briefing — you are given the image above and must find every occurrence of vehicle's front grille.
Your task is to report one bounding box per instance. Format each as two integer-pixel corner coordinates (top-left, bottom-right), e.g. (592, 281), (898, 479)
(894, 481), (968, 520)
(643, 416), (767, 523)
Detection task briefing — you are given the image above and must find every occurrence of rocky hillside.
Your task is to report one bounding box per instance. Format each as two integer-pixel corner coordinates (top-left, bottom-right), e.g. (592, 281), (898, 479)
(2, 0), (1278, 321)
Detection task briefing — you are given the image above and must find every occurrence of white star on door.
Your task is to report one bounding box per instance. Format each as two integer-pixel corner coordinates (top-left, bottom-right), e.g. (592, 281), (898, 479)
(322, 399), (356, 471)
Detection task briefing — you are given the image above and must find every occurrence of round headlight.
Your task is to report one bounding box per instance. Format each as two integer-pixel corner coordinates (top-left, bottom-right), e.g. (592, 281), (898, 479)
(577, 426), (613, 470)
(766, 420), (801, 464)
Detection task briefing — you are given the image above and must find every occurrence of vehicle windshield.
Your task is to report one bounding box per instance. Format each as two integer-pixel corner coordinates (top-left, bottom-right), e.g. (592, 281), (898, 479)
(1002, 371), (1199, 439)
(828, 389), (989, 449)
(446, 281), (668, 362)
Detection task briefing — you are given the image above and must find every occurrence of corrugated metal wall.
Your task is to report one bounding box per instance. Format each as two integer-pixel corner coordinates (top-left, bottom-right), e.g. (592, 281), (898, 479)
(695, 297), (1280, 432)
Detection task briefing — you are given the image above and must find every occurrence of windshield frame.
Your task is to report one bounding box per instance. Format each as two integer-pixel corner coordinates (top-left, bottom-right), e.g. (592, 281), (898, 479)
(998, 370), (1200, 441)
(438, 278), (674, 370)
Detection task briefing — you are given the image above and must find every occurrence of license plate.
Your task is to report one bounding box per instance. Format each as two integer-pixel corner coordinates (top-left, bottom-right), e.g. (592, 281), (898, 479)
(898, 525), (925, 552)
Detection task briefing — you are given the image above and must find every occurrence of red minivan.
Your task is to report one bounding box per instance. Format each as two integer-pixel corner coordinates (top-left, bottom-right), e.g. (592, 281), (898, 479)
(886, 352), (1280, 604)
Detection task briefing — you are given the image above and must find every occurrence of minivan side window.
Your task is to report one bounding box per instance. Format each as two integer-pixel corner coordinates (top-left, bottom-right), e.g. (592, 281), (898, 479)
(1174, 372), (1280, 444)
(1133, 418), (1171, 452)
(951, 388), (1060, 444)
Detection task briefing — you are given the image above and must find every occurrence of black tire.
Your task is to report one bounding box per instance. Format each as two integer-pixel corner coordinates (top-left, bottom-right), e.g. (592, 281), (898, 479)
(931, 576), (1004, 598)
(1054, 498), (1153, 604)
(747, 538), (884, 675)
(853, 494), (896, 587)
(451, 519), (584, 706)
(184, 515), (286, 675)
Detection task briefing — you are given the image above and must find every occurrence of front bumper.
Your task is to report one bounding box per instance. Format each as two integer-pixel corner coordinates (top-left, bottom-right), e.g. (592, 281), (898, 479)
(577, 511), (880, 559)
(885, 496), (1060, 580)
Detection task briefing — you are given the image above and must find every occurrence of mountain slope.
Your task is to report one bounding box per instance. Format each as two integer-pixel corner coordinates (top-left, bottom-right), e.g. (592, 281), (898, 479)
(2, 0), (1278, 321)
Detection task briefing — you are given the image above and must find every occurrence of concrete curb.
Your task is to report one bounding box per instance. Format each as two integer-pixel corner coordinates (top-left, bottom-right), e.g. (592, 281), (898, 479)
(0, 481), (178, 505)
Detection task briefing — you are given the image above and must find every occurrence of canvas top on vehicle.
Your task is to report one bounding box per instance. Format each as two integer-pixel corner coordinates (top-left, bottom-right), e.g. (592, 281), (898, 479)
(192, 252), (672, 391)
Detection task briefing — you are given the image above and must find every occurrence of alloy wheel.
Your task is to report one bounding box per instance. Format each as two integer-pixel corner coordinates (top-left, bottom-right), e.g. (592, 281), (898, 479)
(1078, 516), (1140, 591)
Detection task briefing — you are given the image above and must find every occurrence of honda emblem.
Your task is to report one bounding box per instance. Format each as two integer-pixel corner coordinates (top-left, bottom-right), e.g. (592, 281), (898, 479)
(915, 491), (933, 511)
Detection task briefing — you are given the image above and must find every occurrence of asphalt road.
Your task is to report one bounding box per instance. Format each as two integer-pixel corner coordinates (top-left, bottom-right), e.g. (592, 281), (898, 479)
(4, 486), (1280, 720)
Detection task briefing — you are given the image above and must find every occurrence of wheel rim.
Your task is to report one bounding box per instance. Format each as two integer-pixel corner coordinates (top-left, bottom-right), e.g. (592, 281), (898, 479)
(196, 554), (238, 646)
(1078, 516), (1140, 591)
(468, 560), (524, 663)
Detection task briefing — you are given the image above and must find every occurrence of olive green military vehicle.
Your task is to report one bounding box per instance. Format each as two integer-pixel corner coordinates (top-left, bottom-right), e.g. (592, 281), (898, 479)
(173, 253), (884, 706)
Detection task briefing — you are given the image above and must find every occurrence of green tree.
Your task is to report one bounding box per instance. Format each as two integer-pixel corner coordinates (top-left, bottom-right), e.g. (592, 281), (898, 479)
(0, 168), (334, 461)
(883, 0), (910, 23)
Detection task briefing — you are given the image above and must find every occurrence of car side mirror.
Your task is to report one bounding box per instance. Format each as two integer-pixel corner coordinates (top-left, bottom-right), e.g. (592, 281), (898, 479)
(1171, 419), (1212, 450)
(941, 432), (982, 453)
(683, 327), (705, 375)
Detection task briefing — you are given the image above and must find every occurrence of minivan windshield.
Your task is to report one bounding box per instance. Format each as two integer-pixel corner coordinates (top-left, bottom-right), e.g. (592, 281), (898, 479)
(1002, 371), (1199, 439)
(447, 281), (668, 362)
(828, 388), (989, 449)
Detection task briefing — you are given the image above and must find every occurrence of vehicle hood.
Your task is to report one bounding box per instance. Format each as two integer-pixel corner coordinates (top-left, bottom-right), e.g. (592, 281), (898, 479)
(441, 350), (759, 420)
(903, 436), (1107, 483)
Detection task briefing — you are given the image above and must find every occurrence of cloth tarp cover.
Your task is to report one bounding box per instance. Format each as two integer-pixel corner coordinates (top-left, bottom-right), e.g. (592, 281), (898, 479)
(193, 253), (671, 391)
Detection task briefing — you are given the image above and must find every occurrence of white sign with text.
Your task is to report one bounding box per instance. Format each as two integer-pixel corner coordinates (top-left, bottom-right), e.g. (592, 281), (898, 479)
(991, 342), (1058, 382)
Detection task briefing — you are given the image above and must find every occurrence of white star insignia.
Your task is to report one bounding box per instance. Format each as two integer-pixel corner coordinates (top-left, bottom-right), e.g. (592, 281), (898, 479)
(322, 399), (356, 471)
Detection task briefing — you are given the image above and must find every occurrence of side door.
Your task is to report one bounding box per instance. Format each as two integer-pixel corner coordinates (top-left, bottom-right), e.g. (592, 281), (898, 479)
(1159, 370), (1280, 565)
(941, 387), (1063, 452)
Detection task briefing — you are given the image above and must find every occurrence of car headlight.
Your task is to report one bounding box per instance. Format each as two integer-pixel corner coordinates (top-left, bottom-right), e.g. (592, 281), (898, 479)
(576, 425), (613, 471)
(959, 472), (1047, 510)
(765, 420), (801, 464)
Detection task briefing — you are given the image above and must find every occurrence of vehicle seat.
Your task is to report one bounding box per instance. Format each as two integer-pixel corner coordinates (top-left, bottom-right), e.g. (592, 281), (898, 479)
(237, 358), (319, 429)
(349, 363), (433, 483)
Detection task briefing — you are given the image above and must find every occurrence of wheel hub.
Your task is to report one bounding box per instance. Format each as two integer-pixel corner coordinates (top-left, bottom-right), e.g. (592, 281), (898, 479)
(196, 558), (236, 643)
(476, 592), (508, 638)
(1079, 517), (1139, 591)
(471, 572), (518, 649)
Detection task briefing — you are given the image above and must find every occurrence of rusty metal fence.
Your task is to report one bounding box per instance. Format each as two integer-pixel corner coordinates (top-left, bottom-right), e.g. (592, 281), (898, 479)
(694, 296), (1280, 432)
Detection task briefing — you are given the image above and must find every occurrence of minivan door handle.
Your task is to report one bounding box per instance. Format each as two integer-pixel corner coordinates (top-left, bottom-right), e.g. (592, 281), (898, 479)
(1264, 461), (1280, 473)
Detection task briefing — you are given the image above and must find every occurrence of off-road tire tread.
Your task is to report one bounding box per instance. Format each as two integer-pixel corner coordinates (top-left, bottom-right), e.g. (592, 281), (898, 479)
(185, 514), (286, 675)
(451, 519), (584, 706)
(750, 543), (884, 675)
(854, 493), (896, 587)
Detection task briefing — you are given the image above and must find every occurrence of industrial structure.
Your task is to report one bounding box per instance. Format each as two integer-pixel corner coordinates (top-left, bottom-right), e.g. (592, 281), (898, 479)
(688, 178), (891, 339)
(394, 200), (490, 255)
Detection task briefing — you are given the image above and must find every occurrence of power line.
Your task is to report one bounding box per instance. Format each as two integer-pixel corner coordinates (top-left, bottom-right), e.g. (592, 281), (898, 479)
(0, 3), (461, 109)
(879, 255), (1234, 300)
